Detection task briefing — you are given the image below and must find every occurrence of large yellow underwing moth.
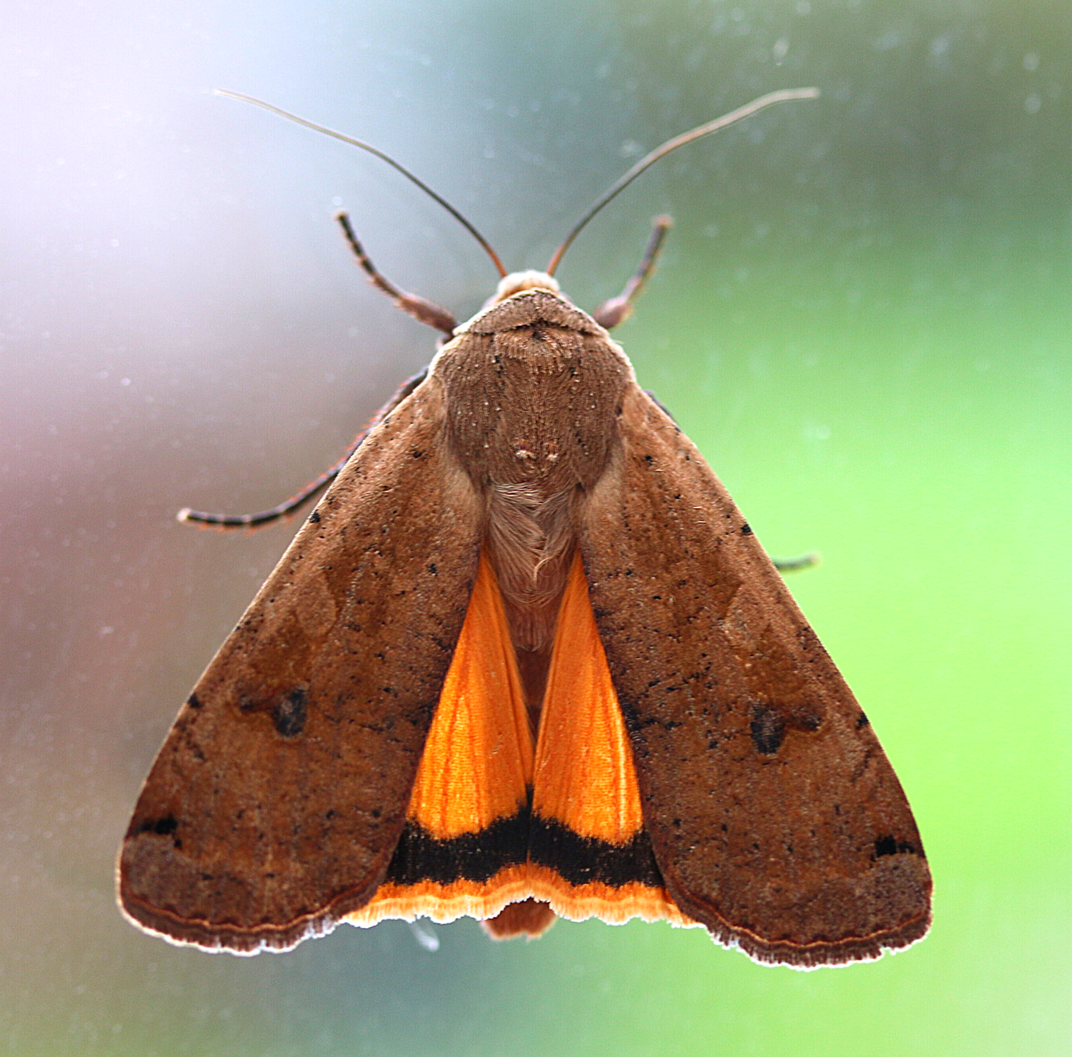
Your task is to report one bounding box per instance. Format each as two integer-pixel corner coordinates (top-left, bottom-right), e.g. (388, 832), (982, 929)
(118, 89), (931, 968)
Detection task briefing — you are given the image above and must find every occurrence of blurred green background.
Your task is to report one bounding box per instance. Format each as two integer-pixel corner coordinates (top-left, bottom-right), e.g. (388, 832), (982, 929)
(3, 1), (1069, 1054)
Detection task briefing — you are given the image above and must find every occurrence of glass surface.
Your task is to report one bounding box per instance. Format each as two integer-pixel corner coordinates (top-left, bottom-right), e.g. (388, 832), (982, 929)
(4, 1), (1069, 1054)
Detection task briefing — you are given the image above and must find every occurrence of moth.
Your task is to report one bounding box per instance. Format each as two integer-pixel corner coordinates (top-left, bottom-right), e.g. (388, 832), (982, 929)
(118, 89), (931, 967)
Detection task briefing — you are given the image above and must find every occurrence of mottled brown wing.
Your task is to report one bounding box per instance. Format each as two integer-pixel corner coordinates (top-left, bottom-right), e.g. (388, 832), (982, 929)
(119, 375), (484, 952)
(579, 383), (931, 967)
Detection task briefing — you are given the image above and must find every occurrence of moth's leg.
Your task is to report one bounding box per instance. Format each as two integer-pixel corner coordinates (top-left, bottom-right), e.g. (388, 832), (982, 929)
(773, 551), (821, 573)
(179, 368), (428, 529)
(593, 215), (673, 329)
(179, 459), (349, 529)
(336, 212), (457, 336)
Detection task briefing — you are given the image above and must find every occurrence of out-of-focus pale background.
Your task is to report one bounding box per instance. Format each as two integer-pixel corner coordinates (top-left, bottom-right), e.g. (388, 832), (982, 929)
(3, 1), (1069, 1055)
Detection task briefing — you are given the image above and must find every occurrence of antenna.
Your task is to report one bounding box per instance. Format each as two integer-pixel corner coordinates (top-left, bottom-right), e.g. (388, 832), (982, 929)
(546, 87), (820, 276)
(216, 90), (508, 278)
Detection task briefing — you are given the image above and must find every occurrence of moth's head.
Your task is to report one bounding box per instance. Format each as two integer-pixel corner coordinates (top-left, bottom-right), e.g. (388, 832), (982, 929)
(490, 270), (561, 304)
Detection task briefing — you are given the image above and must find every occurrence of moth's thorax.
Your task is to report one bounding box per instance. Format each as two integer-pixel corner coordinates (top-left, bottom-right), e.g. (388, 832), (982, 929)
(433, 286), (634, 494)
(430, 283), (636, 673)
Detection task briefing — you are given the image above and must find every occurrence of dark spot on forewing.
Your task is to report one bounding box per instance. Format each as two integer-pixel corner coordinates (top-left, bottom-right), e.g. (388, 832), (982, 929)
(136, 814), (178, 837)
(273, 688), (308, 737)
(750, 704), (785, 754)
(750, 702), (823, 755)
(874, 835), (919, 858)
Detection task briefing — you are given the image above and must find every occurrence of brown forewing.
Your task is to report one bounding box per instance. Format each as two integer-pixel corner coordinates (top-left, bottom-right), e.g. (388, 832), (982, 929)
(119, 376), (484, 952)
(579, 383), (931, 967)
